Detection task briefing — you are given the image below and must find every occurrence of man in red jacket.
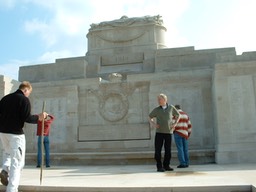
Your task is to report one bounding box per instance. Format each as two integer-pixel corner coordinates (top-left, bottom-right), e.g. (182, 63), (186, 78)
(173, 105), (192, 168)
(36, 114), (54, 168)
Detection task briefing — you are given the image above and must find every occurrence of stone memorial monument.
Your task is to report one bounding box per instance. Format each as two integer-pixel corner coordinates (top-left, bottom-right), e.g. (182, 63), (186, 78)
(1, 15), (256, 165)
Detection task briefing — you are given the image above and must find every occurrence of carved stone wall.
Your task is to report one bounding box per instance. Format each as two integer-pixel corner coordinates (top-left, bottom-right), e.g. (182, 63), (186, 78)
(214, 60), (256, 163)
(24, 85), (79, 152)
(10, 15), (256, 164)
(86, 15), (165, 78)
(78, 77), (150, 142)
(87, 15), (167, 53)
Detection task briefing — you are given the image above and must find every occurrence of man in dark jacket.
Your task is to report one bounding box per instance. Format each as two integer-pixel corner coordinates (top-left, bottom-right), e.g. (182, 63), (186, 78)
(0, 81), (47, 192)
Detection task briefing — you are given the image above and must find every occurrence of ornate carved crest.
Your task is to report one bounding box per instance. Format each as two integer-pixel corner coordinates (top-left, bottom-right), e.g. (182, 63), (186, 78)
(99, 91), (129, 122)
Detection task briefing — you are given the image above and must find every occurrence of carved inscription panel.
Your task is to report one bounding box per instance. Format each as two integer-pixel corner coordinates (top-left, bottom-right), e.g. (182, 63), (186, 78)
(228, 76), (256, 142)
(24, 85), (78, 152)
(78, 81), (150, 141)
(101, 53), (144, 66)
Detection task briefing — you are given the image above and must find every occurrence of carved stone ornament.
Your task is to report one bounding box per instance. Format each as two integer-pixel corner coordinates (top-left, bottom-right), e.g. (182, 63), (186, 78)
(90, 15), (163, 30)
(99, 92), (129, 122)
(108, 73), (122, 82)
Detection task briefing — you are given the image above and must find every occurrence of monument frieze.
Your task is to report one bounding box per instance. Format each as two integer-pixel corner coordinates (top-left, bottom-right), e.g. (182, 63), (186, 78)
(99, 91), (129, 122)
(78, 75), (150, 141)
(95, 29), (146, 43)
(101, 53), (144, 66)
(89, 15), (164, 30)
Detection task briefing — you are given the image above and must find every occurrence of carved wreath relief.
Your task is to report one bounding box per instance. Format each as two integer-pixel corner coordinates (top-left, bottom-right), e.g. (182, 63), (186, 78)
(99, 92), (129, 122)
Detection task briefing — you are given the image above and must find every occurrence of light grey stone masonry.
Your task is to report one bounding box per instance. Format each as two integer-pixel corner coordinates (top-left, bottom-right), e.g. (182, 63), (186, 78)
(1, 15), (256, 164)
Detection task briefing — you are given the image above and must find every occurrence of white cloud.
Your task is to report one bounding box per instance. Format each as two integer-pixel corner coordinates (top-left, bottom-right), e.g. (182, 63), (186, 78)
(223, 0), (256, 54)
(36, 50), (74, 64)
(186, 0), (256, 54)
(24, 18), (57, 47)
(4, 0), (190, 81)
(54, 10), (89, 36)
(0, 49), (77, 80)
(0, 60), (29, 80)
(22, 1), (91, 48)
(0, 0), (16, 9)
(22, 0), (190, 49)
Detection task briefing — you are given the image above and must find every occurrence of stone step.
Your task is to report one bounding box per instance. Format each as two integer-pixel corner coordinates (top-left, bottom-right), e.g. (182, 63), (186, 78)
(25, 149), (215, 165)
(0, 164), (255, 192)
(0, 185), (253, 192)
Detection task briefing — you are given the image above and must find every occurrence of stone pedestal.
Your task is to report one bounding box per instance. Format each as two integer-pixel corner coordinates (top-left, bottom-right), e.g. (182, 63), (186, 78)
(86, 15), (166, 78)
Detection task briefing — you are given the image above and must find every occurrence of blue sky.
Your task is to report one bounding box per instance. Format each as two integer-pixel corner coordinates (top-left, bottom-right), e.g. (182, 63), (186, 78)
(0, 0), (255, 80)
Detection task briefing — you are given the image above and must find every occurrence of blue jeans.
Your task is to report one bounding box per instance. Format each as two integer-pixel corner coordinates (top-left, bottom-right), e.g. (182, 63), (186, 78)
(174, 132), (189, 166)
(37, 136), (50, 166)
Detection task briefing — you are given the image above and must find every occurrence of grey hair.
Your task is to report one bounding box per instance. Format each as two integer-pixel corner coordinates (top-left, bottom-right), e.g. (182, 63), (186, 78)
(158, 93), (167, 101)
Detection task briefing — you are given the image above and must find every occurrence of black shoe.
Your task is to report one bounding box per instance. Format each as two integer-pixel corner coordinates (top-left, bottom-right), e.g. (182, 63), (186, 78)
(164, 167), (174, 171)
(0, 170), (8, 186)
(177, 165), (187, 168)
(46, 165), (50, 168)
(36, 165), (40, 168)
(157, 168), (165, 172)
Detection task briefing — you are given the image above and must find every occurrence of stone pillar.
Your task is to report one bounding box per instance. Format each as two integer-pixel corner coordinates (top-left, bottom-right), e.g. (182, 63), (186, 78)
(0, 75), (19, 97)
(213, 59), (256, 163)
(87, 15), (167, 55)
(86, 15), (166, 78)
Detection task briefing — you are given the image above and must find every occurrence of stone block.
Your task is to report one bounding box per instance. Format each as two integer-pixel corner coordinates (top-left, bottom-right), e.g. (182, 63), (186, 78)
(19, 56), (86, 82)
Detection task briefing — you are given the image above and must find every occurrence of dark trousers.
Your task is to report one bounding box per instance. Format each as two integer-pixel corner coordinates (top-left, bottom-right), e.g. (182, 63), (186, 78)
(154, 132), (172, 169)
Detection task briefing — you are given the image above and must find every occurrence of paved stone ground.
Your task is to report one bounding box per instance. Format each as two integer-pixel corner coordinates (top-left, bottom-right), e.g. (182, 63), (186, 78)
(0, 163), (256, 191)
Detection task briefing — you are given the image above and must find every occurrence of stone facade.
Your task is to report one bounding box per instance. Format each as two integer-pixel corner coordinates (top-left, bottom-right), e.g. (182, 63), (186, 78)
(0, 75), (19, 98)
(1, 15), (256, 164)
(213, 53), (256, 163)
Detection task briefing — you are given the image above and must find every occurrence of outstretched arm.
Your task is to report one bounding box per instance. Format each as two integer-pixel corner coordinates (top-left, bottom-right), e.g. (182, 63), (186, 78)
(170, 105), (181, 130)
(26, 112), (48, 124)
(148, 117), (159, 129)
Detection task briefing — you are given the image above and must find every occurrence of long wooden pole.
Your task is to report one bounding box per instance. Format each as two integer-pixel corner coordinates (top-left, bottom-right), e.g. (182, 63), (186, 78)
(40, 101), (45, 185)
